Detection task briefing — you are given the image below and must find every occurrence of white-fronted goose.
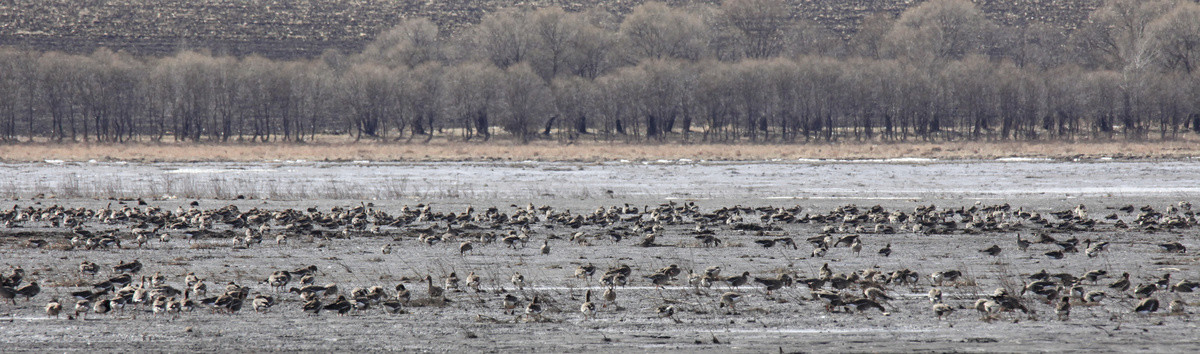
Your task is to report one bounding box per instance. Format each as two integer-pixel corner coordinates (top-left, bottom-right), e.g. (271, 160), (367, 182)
(580, 290), (596, 320)
(45, 299), (62, 318)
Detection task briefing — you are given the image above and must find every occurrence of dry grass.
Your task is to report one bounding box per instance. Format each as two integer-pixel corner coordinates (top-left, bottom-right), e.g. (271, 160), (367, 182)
(3, 136), (1200, 162)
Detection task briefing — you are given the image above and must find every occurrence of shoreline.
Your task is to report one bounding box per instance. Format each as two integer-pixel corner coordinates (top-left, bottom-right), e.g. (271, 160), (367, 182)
(1, 139), (1198, 163)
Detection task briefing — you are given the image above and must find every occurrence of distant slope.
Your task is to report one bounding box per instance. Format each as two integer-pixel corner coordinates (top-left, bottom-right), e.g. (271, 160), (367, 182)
(0, 0), (1102, 59)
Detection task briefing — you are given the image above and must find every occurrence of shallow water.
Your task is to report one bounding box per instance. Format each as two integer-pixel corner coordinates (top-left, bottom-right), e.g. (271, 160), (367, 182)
(2, 159), (1198, 200)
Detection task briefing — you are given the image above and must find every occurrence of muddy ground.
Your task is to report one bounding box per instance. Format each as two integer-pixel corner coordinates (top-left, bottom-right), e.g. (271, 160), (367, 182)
(0, 194), (1198, 352)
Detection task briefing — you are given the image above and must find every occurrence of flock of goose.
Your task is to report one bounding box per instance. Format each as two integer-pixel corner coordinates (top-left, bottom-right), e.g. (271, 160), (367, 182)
(0, 199), (1197, 326)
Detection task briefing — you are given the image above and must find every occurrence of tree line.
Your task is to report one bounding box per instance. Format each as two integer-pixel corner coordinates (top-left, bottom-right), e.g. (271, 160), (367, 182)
(1, 0), (1198, 144)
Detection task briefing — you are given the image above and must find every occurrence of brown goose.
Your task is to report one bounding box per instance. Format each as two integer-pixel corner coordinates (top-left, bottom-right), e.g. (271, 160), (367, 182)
(719, 292), (741, 314)
(1055, 296), (1070, 321)
(0, 286), (16, 305)
(1135, 298), (1159, 314)
(45, 299), (62, 318)
(15, 281), (39, 302)
(466, 272), (481, 293)
(580, 290), (596, 320)
(932, 302), (954, 320)
(1109, 273), (1131, 292)
(725, 272), (750, 289)
(503, 294), (522, 315)
(525, 295), (543, 320)
(425, 275), (444, 300)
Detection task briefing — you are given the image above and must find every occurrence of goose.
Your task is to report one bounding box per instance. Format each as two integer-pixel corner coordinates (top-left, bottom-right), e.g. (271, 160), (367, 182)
(424, 276), (444, 300)
(1156, 274), (1172, 290)
(152, 296), (168, 315)
(725, 272), (750, 289)
(1083, 290), (1106, 303)
(459, 241), (473, 256)
(382, 298), (404, 314)
(253, 294), (274, 313)
(394, 284), (411, 305)
(704, 266), (722, 279)
(580, 290), (596, 320)
(931, 271), (961, 286)
(754, 274), (792, 295)
(645, 272), (671, 289)
(863, 287), (892, 302)
(1172, 280), (1200, 292)
(79, 262), (100, 277)
(656, 305), (678, 322)
(656, 265), (682, 279)
(525, 296), (543, 320)
(1108, 273), (1131, 292)
(1135, 298), (1159, 314)
(511, 272), (526, 291)
(466, 272), (481, 293)
(15, 281), (39, 301)
(1084, 240), (1109, 258)
(1044, 250), (1065, 259)
(1083, 270), (1108, 283)
(74, 300), (90, 319)
(1169, 299), (1186, 314)
(1159, 242), (1186, 253)
(181, 291), (195, 312)
(322, 284), (339, 298)
(575, 264), (597, 280)
(302, 298), (322, 315)
(113, 259), (143, 274)
(850, 298), (885, 313)
(850, 239), (862, 255)
(979, 245), (1001, 256)
(928, 288), (943, 303)
(291, 265), (319, 277)
(719, 292), (740, 314)
(0, 286), (16, 305)
(974, 299), (1001, 321)
(445, 272), (460, 292)
(603, 287), (617, 308)
(1134, 284), (1157, 298)
(932, 302), (954, 320)
(540, 240), (550, 255)
(2, 268), (24, 288)
(877, 243), (892, 257)
(503, 294), (522, 315)
(1016, 234), (1030, 251)
(818, 263), (832, 281)
(45, 299), (62, 318)
(185, 272), (200, 288)
(166, 297), (182, 315)
(1055, 296), (1070, 321)
(325, 295), (353, 316)
(268, 271), (292, 291)
(812, 290), (846, 312)
(93, 298), (112, 315)
(150, 273), (166, 286)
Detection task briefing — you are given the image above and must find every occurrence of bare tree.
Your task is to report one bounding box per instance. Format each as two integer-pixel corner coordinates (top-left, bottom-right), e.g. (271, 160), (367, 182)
(1075, 0), (1175, 71)
(499, 63), (552, 143)
(472, 9), (536, 69)
(883, 0), (994, 65)
(619, 2), (707, 62)
(721, 0), (791, 59)
(1148, 2), (1200, 73)
(359, 18), (442, 68)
